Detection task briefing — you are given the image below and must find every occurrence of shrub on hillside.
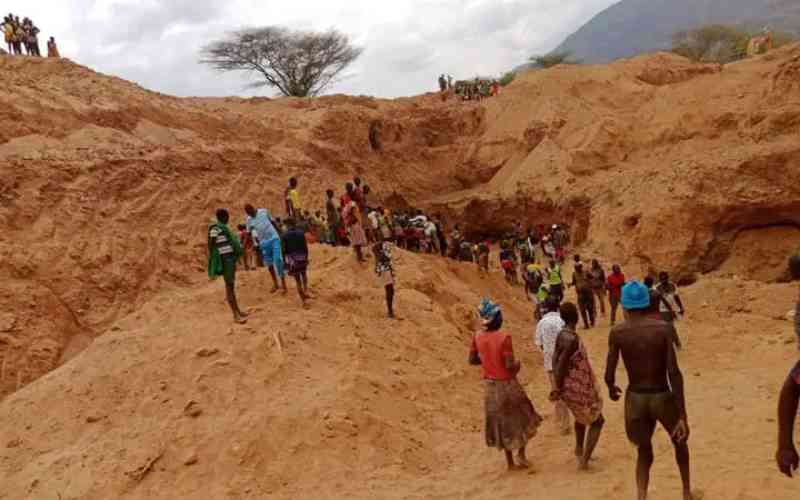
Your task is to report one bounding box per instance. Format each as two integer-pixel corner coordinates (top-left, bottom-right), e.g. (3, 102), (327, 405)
(499, 71), (516, 86)
(529, 51), (580, 69)
(673, 24), (796, 63)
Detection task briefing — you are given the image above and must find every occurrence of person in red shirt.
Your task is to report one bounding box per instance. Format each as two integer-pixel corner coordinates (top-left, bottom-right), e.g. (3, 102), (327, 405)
(605, 264), (626, 326)
(237, 224), (255, 271)
(469, 299), (542, 471)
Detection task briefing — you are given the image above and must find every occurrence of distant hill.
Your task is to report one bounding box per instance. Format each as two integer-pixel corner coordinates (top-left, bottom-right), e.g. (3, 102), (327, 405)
(554, 0), (800, 64)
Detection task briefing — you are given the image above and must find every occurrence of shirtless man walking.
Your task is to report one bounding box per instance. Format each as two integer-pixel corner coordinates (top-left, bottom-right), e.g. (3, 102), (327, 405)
(776, 254), (800, 477)
(605, 281), (693, 500)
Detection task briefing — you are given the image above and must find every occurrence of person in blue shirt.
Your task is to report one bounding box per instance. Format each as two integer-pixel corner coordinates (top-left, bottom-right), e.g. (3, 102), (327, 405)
(244, 204), (287, 294)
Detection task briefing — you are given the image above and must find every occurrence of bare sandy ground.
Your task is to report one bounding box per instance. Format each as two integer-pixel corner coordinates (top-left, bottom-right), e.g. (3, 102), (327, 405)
(0, 245), (797, 499)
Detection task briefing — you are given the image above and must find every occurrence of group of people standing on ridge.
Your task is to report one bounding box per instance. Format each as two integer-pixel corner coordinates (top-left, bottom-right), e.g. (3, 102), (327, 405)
(1, 14), (59, 57)
(437, 73), (500, 102)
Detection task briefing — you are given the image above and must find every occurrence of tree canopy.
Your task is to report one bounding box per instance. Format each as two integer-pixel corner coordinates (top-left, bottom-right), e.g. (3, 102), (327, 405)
(200, 27), (363, 97)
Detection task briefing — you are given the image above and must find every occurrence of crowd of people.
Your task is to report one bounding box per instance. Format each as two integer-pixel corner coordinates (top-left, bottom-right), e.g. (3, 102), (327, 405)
(471, 278), (693, 498)
(1, 14), (59, 57)
(437, 74), (501, 102)
(206, 179), (800, 497)
(470, 252), (800, 499)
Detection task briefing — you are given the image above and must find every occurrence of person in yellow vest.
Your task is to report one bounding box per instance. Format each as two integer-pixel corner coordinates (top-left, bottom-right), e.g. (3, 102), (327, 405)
(548, 259), (564, 304)
(286, 177), (302, 219)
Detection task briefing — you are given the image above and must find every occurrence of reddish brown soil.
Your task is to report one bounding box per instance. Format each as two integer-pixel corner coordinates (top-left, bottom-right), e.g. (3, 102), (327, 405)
(0, 47), (799, 499)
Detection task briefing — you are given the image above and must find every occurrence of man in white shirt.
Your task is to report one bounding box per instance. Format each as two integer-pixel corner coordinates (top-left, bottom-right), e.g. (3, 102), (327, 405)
(423, 219), (439, 254)
(535, 298), (571, 434)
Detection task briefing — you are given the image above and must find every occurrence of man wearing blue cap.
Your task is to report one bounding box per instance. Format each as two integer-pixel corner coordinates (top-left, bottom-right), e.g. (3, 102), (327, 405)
(605, 281), (694, 500)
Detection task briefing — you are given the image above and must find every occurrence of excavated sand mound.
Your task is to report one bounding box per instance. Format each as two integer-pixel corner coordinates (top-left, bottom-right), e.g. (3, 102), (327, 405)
(0, 47), (799, 499)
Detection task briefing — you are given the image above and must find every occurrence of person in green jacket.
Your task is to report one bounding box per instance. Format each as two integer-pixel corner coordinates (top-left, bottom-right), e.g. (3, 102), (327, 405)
(208, 208), (248, 324)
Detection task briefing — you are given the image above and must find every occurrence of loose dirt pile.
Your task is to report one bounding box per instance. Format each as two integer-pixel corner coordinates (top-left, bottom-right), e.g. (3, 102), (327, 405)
(0, 46), (799, 499)
(0, 248), (797, 499)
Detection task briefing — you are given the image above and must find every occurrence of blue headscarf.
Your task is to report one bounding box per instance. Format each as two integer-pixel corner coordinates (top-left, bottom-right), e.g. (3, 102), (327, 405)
(478, 298), (501, 320)
(478, 298), (504, 331)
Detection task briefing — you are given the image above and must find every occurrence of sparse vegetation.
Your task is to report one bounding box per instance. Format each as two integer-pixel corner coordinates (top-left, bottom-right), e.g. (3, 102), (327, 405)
(529, 51), (580, 69)
(672, 24), (796, 63)
(499, 71), (516, 87)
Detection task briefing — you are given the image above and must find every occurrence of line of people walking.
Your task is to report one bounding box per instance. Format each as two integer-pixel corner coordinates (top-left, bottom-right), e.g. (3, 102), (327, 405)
(205, 179), (800, 497)
(473, 280), (694, 498)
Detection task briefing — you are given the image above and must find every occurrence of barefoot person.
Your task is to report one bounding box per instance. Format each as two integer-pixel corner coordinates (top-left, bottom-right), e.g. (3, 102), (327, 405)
(535, 297), (571, 435)
(552, 302), (605, 470)
(282, 218), (310, 307)
(372, 240), (396, 318)
(244, 204), (287, 294)
(605, 281), (693, 500)
(207, 209), (247, 324)
(469, 299), (543, 471)
(776, 253), (800, 477)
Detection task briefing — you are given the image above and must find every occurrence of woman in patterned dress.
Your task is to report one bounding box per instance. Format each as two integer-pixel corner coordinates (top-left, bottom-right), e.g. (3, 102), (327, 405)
(552, 302), (606, 470)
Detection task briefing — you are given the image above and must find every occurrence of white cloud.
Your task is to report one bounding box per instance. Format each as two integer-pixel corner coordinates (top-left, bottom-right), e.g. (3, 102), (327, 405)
(4, 0), (617, 97)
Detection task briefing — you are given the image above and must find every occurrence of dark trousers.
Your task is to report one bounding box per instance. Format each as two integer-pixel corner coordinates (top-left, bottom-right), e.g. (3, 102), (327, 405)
(550, 283), (564, 303)
(578, 288), (596, 328)
(610, 295), (620, 325)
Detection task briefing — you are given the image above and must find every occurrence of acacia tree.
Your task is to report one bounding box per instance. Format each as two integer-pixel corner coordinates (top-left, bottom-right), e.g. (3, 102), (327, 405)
(200, 27), (363, 97)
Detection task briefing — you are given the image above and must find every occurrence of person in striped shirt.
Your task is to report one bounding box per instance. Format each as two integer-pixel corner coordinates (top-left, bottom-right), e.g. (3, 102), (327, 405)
(208, 209), (247, 324)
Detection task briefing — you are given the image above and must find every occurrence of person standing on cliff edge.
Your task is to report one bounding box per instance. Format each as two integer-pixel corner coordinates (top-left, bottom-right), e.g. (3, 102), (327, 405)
(776, 253), (800, 477)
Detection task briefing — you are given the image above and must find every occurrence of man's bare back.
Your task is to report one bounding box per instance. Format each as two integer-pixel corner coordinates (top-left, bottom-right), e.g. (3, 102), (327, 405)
(607, 317), (672, 389)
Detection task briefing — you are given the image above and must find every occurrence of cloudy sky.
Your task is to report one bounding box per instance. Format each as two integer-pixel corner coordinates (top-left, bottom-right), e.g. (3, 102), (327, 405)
(6, 0), (618, 98)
